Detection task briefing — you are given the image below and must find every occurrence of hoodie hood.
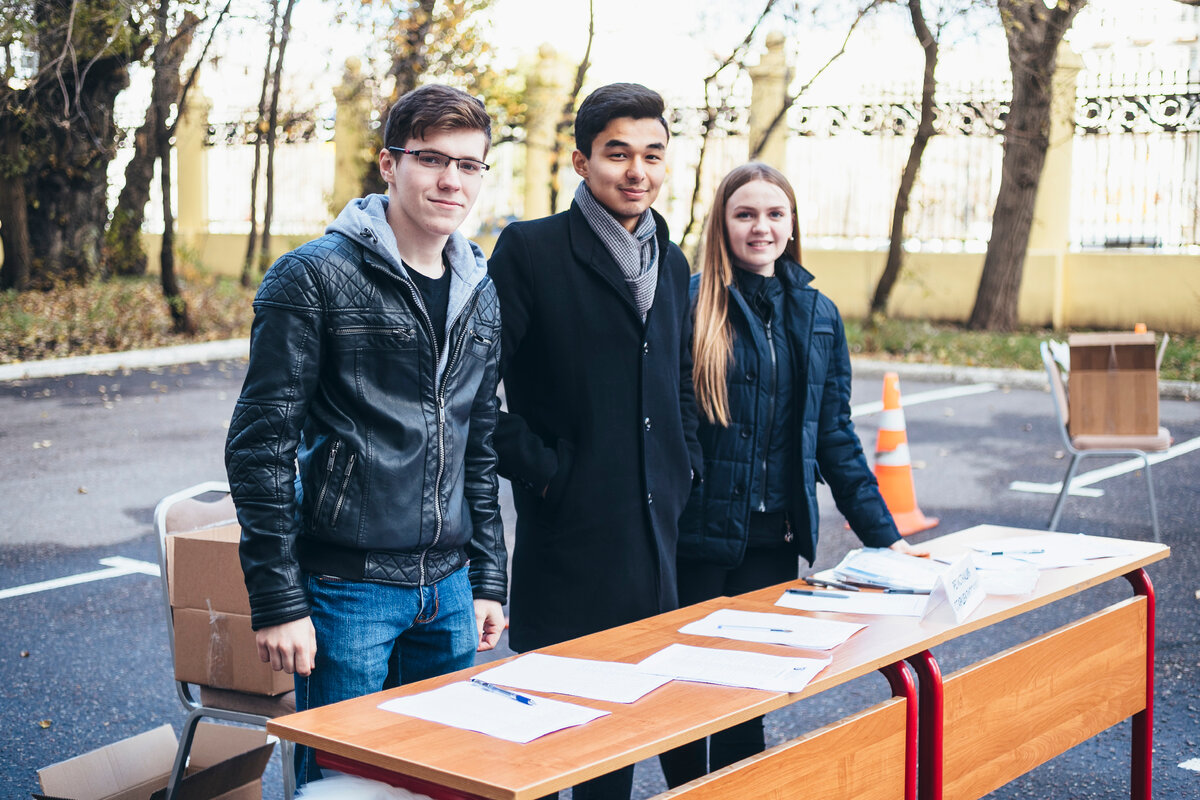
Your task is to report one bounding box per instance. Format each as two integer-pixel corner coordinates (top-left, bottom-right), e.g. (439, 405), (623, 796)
(326, 194), (490, 377)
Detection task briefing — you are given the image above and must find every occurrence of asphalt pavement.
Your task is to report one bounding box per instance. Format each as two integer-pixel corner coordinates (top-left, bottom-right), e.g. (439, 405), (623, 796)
(1, 345), (1197, 799)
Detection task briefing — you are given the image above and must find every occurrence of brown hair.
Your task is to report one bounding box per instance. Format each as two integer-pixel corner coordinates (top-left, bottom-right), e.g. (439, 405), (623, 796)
(693, 162), (802, 426)
(383, 84), (492, 155)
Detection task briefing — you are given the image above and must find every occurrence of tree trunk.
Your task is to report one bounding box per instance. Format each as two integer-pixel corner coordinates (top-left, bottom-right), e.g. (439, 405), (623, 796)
(107, 9), (197, 277)
(259, 0), (297, 273)
(968, 0), (1087, 331)
(872, 0), (937, 316)
(158, 124), (194, 333)
(0, 117), (33, 290)
(548, 0), (593, 213)
(242, 0), (279, 287)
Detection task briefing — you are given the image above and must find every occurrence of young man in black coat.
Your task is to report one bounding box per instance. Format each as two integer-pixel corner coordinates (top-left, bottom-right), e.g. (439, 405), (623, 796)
(487, 83), (702, 798)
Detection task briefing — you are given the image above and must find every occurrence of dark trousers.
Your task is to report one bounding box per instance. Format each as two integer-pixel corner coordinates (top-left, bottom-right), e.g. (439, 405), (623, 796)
(658, 545), (799, 788)
(538, 763), (634, 800)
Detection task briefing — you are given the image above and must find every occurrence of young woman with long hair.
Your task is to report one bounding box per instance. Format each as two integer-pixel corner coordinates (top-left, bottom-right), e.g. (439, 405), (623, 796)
(660, 162), (926, 786)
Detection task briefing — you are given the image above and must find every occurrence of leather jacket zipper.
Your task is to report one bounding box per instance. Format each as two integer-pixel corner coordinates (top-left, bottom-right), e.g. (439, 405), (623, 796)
(759, 317), (777, 513)
(330, 453), (356, 528)
(314, 440), (341, 521)
(330, 325), (414, 339)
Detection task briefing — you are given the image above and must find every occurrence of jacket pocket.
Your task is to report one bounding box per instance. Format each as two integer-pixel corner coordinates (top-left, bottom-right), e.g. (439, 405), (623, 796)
(313, 440), (359, 542)
(465, 327), (494, 360)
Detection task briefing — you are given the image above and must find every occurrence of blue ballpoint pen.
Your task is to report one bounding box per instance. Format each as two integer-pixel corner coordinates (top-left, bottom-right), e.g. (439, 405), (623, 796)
(470, 678), (537, 706)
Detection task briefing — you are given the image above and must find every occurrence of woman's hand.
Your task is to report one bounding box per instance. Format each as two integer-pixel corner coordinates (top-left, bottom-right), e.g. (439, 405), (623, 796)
(889, 538), (932, 558)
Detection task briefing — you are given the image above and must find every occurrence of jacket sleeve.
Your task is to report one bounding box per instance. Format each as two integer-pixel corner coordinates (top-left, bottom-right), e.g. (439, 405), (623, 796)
(814, 304), (901, 548)
(487, 224), (561, 493)
(225, 254), (324, 630)
(678, 268), (704, 485)
(464, 285), (508, 604)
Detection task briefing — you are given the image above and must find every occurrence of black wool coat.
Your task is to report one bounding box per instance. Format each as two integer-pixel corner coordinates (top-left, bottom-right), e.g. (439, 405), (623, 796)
(488, 202), (703, 652)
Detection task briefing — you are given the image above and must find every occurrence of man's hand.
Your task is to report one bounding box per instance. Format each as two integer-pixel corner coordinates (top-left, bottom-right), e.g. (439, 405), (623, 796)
(889, 538), (932, 558)
(474, 599), (507, 652)
(255, 617), (317, 676)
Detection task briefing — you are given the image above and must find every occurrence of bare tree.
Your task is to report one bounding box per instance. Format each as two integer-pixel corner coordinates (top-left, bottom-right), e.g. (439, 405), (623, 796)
(547, 0), (593, 214)
(967, 0), (1087, 331)
(871, 0), (938, 315)
(256, 0), (297, 274)
(241, 0), (279, 287)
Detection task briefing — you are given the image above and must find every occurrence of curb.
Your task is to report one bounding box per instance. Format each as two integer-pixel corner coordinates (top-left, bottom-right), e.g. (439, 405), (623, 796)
(0, 338), (1195, 400)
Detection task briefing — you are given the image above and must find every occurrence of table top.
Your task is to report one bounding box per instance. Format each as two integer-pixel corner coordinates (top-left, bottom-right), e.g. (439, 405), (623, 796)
(267, 525), (1168, 800)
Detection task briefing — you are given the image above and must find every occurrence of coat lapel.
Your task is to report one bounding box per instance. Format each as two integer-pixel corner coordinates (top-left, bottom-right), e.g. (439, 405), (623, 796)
(567, 202), (643, 319)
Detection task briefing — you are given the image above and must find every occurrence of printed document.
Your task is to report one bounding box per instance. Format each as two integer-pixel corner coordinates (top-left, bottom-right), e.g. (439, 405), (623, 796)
(775, 588), (933, 617)
(474, 653), (673, 703)
(969, 532), (1133, 569)
(378, 681), (608, 743)
(679, 608), (865, 649)
(637, 643), (831, 693)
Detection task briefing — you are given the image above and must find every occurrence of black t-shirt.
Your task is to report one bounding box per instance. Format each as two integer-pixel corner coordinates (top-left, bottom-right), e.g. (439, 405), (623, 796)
(406, 262), (451, 353)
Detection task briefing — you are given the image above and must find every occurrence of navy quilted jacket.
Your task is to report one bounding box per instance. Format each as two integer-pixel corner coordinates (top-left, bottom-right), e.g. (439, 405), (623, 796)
(225, 195), (506, 631)
(678, 259), (899, 567)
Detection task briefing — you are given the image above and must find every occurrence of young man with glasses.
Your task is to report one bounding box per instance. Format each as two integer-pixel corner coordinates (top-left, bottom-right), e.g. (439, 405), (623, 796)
(225, 84), (507, 784)
(488, 83), (703, 799)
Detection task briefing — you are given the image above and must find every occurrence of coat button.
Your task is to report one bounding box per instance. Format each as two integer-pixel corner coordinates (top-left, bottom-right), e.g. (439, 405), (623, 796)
(642, 342), (650, 355)
(746, 371), (756, 382)
(647, 492), (654, 504)
(740, 427), (751, 439)
(644, 417), (652, 431)
(733, 484), (744, 497)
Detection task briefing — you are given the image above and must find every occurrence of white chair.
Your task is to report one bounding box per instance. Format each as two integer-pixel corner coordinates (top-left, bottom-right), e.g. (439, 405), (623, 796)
(1040, 341), (1170, 541)
(154, 481), (296, 800)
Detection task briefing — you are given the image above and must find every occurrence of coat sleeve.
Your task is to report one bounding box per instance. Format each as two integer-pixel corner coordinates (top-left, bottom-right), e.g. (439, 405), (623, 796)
(225, 253), (324, 630)
(464, 285), (508, 604)
(487, 224), (562, 494)
(813, 303), (901, 548)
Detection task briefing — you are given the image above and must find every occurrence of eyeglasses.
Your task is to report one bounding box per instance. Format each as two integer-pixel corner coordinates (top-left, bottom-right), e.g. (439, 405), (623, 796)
(388, 147), (489, 177)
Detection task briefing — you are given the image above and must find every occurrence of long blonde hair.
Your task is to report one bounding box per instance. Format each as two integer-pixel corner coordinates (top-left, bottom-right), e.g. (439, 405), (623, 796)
(693, 163), (802, 426)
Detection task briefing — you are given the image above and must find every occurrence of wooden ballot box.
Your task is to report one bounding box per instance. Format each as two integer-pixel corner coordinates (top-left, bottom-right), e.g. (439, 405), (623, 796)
(1067, 332), (1159, 437)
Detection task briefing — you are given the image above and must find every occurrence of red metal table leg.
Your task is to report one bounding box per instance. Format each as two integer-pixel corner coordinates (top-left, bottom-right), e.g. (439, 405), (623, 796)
(880, 661), (920, 800)
(906, 650), (943, 800)
(315, 750), (489, 800)
(1125, 568), (1156, 800)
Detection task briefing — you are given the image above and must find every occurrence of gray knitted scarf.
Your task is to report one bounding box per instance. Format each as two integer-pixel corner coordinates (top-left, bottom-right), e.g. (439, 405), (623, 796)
(575, 182), (659, 321)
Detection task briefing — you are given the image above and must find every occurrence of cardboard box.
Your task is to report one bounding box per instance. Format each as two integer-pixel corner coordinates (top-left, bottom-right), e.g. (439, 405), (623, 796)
(1068, 332), (1159, 436)
(167, 524), (250, 615)
(167, 525), (290, 695)
(36, 722), (273, 800)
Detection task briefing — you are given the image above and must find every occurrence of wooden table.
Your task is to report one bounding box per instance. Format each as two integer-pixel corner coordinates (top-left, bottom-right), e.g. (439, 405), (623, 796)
(267, 525), (1168, 800)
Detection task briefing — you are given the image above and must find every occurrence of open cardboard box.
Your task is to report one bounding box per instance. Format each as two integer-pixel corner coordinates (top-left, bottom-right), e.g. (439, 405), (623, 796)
(167, 524), (291, 696)
(1067, 332), (1160, 436)
(36, 722), (273, 800)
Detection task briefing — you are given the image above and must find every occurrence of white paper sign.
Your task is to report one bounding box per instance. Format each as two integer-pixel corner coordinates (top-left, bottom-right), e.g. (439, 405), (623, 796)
(938, 553), (985, 623)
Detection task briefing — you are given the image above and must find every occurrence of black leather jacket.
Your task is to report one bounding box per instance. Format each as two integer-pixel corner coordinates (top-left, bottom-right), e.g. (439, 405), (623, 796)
(226, 197), (506, 631)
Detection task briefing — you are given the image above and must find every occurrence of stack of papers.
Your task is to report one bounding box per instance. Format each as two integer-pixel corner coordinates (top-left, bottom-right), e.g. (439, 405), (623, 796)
(679, 608), (864, 649)
(637, 643), (831, 693)
(832, 548), (947, 592)
(473, 653), (672, 703)
(379, 681), (608, 743)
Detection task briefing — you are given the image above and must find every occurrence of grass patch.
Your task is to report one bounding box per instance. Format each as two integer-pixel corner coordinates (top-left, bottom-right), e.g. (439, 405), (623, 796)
(1, 279), (1197, 384)
(0, 275), (255, 364)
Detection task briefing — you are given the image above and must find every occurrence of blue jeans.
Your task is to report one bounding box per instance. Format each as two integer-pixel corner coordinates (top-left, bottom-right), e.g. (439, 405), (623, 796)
(294, 566), (477, 783)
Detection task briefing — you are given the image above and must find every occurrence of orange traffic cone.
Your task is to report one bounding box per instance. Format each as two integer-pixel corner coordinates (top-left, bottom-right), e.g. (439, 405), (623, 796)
(873, 372), (939, 536)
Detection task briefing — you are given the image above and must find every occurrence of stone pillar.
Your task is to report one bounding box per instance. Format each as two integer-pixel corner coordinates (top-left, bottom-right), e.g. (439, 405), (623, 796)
(175, 90), (211, 248)
(748, 31), (790, 171)
(334, 57), (371, 214)
(1029, 42), (1084, 330)
(523, 44), (570, 219)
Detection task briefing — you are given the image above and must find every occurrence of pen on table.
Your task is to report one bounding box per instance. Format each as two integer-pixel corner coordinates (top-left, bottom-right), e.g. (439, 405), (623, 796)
(987, 548), (1045, 556)
(470, 678), (537, 706)
(718, 624), (792, 633)
(804, 576), (860, 592)
(882, 587), (923, 594)
(785, 588), (847, 599)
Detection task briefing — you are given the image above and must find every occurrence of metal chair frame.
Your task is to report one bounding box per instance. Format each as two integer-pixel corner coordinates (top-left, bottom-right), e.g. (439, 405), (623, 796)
(1040, 341), (1164, 542)
(154, 481), (295, 800)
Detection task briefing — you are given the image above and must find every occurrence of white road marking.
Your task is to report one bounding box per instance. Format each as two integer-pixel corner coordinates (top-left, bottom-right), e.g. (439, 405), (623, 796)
(0, 556), (160, 600)
(1010, 436), (1200, 497)
(1179, 758), (1200, 773)
(851, 383), (998, 418)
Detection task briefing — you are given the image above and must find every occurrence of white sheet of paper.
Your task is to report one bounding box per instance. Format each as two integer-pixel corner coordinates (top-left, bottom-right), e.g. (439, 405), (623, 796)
(377, 681), (608, 744)
(775, 588), (932, 617)
(970, 532), (1133, 569)
(679, 608), (865, 649)
(636, 643), (831, 693)
(474, 653), (673, 704)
